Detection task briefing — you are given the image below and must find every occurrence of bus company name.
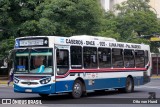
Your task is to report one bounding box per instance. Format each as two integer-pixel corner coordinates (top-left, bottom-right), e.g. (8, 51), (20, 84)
(109, 43), (124, 48)
(66, 39), (95, 46)
(86, 41), (95, 45)
(109, 43), (141, 49)
(125, 44), (141, 49)
(65, 39), (141, 49)
(66, 39), (83, 45)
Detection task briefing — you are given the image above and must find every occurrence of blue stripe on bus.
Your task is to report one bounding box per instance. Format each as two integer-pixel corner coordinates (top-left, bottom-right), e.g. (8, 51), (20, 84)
(14, 76), (143, 94)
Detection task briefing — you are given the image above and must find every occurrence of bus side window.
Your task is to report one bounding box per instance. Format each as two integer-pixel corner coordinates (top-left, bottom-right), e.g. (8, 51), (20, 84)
(124, 49), (135, 68)
(135, 50), (145, 68)
(56, 49), (69, 75)
(98, 48), (111, 68)
(70, 46), (82, 69)
(112, 48), (124, 68)
(83, 47), (97, 68)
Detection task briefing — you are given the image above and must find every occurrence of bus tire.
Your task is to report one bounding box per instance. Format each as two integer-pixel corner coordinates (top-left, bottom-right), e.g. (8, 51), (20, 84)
(39, 94), (49, 97)
(71, 80), (83, 99)
(125, 77), (134, 93)
(118, 77), (134, 93)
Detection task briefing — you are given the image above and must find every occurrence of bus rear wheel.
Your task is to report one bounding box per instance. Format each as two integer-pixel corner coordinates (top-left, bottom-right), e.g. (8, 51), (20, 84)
(71, 80), (83, 99)
(125, 77), (134, 93)
(118, 77), (134, 93)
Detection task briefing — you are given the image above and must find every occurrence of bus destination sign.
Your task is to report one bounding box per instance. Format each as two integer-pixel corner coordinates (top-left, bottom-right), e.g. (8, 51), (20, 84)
(15, 37), (49, 48)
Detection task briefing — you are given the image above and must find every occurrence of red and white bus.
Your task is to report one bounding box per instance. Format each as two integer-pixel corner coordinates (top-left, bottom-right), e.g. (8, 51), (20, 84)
(13, 35), (151, 98)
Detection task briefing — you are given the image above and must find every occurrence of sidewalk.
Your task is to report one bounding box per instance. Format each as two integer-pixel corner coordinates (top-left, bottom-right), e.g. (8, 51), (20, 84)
(151, 75), (160, 79)
(0, 80), (13, 86)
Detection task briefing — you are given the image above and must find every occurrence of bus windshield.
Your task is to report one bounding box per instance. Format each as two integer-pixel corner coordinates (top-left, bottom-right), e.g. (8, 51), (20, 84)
(15, 48), (53, 74)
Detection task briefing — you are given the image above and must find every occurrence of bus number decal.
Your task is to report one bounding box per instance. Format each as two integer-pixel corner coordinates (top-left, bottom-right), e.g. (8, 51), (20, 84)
(100, 42), (105, 46)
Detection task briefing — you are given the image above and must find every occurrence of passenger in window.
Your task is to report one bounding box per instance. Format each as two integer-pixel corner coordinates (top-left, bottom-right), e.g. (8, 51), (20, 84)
(124, 58), (130, 68)
(84, 58), (90, 68)
(125, 61), (130, 68)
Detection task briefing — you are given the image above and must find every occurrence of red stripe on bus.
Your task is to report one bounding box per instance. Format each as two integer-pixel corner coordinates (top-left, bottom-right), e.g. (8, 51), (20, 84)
(56, 68), (147, 78)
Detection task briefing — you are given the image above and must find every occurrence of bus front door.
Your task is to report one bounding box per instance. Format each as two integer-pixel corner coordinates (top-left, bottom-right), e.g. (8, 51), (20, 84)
(54, 45), (70, 92)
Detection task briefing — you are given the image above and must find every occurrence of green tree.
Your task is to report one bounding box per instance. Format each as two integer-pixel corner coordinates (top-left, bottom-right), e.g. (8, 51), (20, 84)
(0, 0), (105, 59)
(34, 0), (104, 36)
(0, 0), (104, 37)
(0, 36), (15, 59)
(115, 0), (159, 41)
(96, 11), (120, 40)
(113, 0), (160, 54)
(0, 0), (45, 60)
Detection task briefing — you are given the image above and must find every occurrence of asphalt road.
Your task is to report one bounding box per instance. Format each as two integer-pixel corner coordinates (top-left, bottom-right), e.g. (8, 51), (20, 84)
(0, 78), (160, 107)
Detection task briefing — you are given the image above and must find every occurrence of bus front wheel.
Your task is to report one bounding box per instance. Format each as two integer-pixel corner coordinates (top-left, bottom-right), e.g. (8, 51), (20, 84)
(71, 80), (83, 99)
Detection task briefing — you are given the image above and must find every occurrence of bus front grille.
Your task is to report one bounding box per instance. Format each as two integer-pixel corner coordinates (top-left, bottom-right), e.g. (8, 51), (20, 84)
(21, 82), (39, 85)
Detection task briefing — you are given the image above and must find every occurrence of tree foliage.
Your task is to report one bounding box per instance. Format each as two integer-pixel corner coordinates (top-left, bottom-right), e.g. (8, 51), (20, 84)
(0, 36), (15, 59)
(34, 0), (104, 36)
(114, 0), (159, 40)
(0, 0), (105, 59)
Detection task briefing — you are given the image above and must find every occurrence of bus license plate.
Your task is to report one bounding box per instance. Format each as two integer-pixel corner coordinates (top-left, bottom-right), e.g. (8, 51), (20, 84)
(25, 89), (32, 92)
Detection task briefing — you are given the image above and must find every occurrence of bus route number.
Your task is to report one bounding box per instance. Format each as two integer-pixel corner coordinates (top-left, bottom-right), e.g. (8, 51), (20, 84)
(100, 42), (105, 46)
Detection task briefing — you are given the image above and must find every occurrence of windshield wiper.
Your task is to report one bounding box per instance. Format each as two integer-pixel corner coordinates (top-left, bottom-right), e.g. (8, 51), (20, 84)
(17, 48), (28, 52)
(31, 48), (41, 52)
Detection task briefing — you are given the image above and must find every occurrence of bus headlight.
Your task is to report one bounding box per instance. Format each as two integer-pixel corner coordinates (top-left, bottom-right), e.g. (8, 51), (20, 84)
(14, 78), (19, 84)
(40, 77), (51, 84)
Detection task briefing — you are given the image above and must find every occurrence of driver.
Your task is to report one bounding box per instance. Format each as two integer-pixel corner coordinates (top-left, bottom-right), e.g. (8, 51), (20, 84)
(34, 56), (44, 68)
(33, 56), (45, 73)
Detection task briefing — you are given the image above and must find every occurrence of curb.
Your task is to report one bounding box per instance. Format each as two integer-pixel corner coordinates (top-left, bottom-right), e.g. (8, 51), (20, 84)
(151, 75), (160, 79)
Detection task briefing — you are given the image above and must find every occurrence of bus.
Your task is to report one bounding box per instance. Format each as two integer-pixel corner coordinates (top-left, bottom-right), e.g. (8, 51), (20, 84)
(13, 35), (151, 98)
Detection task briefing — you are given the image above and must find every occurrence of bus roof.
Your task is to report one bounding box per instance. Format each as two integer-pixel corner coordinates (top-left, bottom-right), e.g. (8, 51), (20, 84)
(70, 35), (117, 42)
(15, 35), (150, 50)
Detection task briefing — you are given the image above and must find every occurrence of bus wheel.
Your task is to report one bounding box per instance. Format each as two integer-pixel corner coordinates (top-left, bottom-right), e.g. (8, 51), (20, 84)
(118, 77), (134, 93)
(72, 80), (83, 99)
(39, 94), (49, 97)
(125, 77), (134, 93)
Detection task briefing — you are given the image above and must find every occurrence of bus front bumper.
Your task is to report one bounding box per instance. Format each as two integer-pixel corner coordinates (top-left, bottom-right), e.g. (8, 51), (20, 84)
(14, 84), (55, 94)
